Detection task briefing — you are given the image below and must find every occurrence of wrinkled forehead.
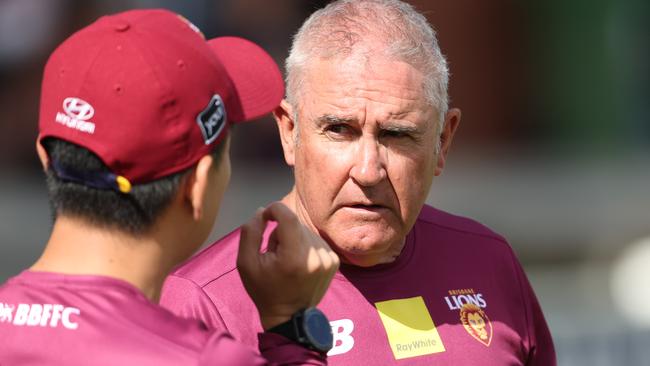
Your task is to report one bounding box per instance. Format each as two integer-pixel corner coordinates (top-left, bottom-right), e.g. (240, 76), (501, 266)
(299, 54), (434, 118)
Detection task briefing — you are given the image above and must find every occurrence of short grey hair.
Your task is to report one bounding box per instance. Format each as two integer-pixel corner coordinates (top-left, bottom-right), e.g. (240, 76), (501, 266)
(286, 0), (449, 130)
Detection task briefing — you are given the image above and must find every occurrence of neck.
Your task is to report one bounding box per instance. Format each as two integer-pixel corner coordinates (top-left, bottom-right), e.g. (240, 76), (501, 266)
(30, 216), (178, 302)
(281, 187), (317, 233)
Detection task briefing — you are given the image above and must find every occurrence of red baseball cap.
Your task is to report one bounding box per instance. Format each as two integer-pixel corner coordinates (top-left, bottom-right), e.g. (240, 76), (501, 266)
(38, 9), (283, 191)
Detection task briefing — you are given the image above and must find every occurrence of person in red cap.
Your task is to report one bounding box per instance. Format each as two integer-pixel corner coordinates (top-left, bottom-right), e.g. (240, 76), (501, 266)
(0, 8), (338, 365)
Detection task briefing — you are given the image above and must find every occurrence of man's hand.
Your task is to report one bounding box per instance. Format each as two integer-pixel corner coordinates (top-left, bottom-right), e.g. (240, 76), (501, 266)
(237, 202), (340, 330)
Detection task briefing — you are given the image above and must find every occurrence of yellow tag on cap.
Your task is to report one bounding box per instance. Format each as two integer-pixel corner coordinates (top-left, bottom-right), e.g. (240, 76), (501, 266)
(116, 175), (131, 193)
(375, 296), (445, 360)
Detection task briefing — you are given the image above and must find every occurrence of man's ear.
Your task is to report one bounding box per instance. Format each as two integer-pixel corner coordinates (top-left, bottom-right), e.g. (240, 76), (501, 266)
(435, 108), (461, 176)
(184, 155), (214, 221)
(35, 138), (50, 170)
(273, 99), (296, 167)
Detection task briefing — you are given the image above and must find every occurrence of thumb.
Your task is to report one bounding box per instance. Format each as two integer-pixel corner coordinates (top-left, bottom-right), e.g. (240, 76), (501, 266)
(237, 208), (266, 271)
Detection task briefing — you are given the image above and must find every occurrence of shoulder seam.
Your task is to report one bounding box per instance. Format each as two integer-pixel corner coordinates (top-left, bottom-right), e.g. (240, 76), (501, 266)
(201, 266), (239, 289)
(171, 228), (243, 286)
(165, 274), (229, 332)
(171, 259), (238, 288)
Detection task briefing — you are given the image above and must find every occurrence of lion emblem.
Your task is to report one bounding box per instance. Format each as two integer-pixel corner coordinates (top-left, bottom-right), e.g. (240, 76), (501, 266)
(460, 303), (492, 346)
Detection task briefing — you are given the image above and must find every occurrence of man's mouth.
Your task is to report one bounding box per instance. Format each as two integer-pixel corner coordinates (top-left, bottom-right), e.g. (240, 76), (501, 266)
(348, 204), (385, 210)
(340, 203), (391, 216)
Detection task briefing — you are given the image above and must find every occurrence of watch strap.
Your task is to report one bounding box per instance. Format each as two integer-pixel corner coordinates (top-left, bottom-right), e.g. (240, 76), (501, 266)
(267, 314), (302, 343)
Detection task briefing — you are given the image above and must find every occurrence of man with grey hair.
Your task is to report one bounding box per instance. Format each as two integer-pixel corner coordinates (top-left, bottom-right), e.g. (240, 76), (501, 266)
(161, 1), (556, 364)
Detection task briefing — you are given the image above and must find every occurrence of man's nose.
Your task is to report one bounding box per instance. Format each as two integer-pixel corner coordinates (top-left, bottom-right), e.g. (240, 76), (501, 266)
(349, 138), (387, 186)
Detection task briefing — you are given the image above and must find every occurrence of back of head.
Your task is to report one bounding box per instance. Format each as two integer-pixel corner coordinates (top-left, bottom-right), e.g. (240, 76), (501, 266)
(41, 137), (227, 235)
(286, 0), (449, 120)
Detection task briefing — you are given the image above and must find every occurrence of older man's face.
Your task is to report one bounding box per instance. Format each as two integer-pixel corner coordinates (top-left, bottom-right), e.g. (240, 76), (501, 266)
(278, 56), (458, 267)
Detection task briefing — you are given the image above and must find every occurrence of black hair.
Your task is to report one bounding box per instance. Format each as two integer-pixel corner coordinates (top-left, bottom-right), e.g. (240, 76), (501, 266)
(41, 137), (227, 236)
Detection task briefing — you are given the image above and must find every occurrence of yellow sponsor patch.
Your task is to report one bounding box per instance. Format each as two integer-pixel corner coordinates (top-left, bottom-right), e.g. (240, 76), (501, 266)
(375, 296), (445, 360)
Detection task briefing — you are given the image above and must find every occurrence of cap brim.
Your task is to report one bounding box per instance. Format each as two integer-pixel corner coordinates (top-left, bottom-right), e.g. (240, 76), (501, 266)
(207, 37), (284, 123)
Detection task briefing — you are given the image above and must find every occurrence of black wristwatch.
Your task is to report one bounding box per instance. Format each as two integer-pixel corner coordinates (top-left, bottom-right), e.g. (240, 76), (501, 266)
(267, 307), (333, 353)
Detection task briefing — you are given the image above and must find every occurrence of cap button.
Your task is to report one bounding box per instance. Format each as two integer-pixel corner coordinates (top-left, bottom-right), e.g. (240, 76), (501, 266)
(114, 21), (130, 32)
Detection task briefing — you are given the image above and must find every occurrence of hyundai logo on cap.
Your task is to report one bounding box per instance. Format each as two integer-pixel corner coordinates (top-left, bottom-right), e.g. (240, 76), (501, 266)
(55, 97), (96, 134)
(63, 97), (94, 121)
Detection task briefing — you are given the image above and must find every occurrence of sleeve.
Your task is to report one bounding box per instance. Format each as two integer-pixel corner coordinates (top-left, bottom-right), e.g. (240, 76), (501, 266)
(198, 331), (327, 366)
(508, 250), (557, 366)
(258, 333), (327, 365)
(160, 274), (228, 331)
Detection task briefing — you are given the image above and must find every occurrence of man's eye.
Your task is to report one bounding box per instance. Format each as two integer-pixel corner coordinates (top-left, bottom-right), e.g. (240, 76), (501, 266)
(325, 124), (350, 134)
(382, 130), (409, 139)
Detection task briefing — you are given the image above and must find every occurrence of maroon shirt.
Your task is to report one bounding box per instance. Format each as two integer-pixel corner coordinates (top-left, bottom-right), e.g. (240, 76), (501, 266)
(0, 271), (325, 365)
(161, 205), (556, 365)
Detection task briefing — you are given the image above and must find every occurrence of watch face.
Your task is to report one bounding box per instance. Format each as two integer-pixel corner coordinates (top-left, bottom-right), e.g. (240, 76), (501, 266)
(303, 308), (333, 351)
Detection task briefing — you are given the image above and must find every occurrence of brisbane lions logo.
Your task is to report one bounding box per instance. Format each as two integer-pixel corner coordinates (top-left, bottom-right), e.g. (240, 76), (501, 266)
(459, 303), (492, 346)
